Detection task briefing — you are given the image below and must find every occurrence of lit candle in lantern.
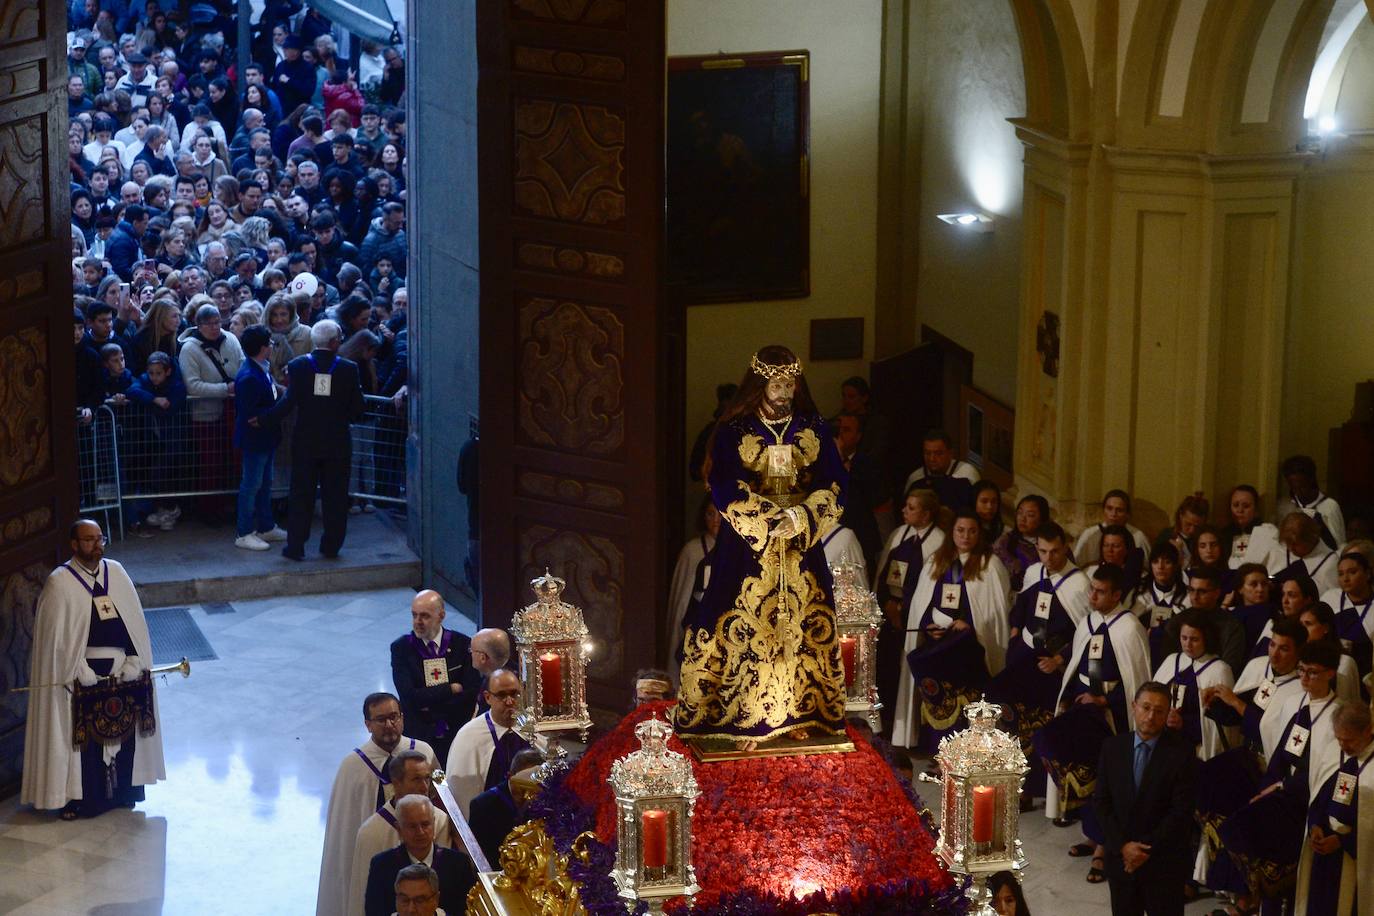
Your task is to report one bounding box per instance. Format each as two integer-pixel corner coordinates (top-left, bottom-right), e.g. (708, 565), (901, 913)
(539, 652), (562, 707)
(641, 808), (670, 869)
(971, 785), (996, 844)
(839, 636), (857, 687)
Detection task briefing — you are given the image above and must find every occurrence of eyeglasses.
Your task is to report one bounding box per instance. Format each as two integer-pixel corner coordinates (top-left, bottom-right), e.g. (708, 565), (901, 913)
(487, 689), (521, 702)
(395, 891), (436, 905)
(368, 712), (403, 725)
(75, 535), (108, 546)
(1298, 666), (1331, 679)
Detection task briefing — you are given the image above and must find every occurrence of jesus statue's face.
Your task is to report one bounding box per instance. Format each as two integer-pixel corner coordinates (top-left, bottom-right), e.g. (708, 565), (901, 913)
(762, 377), (795, 420)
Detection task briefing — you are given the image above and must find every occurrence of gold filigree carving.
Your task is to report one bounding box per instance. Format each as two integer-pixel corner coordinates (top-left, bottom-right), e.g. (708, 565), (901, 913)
(517, 470), (625, 510)
(515, 241), (625, 280)
(511, 0), (625, 26)
(468, 820), (592, 916)
(514, 46), (626, 82)
(0, 327), (50, 487)
(517, 296), (624, 455)
(0, 115), (48, 249)
(517, 524), (624, 677)
(514, 100), (625, 225)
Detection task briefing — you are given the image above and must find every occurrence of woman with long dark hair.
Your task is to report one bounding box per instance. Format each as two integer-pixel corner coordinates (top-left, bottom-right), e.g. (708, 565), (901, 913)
(893, 510), (1010, 751)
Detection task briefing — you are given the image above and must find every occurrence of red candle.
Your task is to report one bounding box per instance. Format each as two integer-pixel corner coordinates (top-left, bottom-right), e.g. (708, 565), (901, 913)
(972, 785), (996, 844)
(839, 636), (857, 687)
(539, 652), (562, 707)
(641, 809), (670, 869)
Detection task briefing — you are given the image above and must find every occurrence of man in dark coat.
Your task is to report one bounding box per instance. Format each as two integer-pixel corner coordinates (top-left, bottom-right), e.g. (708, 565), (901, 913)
(271, 34), (316, 112)
(469, 748), (542, 868)
(363, 795), (475, 916)
(390, 590), (481, 765)
(256, 319), (364, 560)
(1093, 681), (1199, 916)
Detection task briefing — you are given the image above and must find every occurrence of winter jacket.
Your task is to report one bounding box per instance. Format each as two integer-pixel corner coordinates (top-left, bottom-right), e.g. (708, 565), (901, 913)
(269, 314), (313, 384)
(178, 329), (244, 421)
(359, 217), (407, 279)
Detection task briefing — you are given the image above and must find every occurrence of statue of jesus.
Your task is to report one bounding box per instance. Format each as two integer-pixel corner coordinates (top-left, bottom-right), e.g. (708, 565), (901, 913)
(674, 345), (848, 747)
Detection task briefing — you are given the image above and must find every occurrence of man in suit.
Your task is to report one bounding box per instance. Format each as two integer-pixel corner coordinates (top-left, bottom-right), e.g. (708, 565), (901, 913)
(469, 748), (543, 867)
(1094, 680), (1198, 916)
(233, 325), (288, 551)
(391, 590), (482, 765)
(257, 319), (365, 560)
(364, 795), (475, 916)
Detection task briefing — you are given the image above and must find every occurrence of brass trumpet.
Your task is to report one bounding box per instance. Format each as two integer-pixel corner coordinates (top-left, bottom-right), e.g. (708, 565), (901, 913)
(4, 656), (191, 693)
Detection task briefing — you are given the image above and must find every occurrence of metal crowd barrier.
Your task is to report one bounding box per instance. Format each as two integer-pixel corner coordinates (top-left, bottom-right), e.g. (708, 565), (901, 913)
(77, 404), (124, 538)
(76, 394), (407, 528)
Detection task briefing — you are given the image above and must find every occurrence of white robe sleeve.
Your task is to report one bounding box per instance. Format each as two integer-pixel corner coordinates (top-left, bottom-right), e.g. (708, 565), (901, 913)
(665, 538), (707, 668)
(444, 717), (494, 819)
(969, 557), (1011, 676)
(318, 755), (376, 916)
(823, 527), (867, 581)
(891, 556), (939, 748)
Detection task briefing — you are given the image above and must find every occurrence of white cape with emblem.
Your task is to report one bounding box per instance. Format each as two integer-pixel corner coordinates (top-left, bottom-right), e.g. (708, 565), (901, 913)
(20, 559), (165, 810)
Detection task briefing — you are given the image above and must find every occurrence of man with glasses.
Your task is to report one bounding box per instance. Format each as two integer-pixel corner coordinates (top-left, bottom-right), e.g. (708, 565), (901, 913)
(468, 628), (512, 718)
(1221, 642), (1344, 915)
(390, 864), (443, 916)
(317, 693), (438, 916)
(363, 797), (475, 916)
(21, 519), (165, 820)
(444, 670), (531, 818)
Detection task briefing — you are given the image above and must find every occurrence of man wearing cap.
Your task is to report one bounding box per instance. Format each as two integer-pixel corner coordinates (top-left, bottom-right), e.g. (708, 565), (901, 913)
(114, 50), (156, 109)
(68, 37), (100, 100)
(273, 34), (316, 113)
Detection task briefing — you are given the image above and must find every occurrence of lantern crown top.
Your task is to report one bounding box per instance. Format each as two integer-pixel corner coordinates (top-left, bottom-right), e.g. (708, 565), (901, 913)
(530, 569), (566, 602)
(609, 715), (698, 800)
(511, 568), (589, 644)
(935, 696), (1029, 777)
(830, 560), (883, 626)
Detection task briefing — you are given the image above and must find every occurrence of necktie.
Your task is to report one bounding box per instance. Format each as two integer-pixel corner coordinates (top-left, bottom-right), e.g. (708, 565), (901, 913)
(427, 641), (437, 655)
(1133, 741), (1150, 788)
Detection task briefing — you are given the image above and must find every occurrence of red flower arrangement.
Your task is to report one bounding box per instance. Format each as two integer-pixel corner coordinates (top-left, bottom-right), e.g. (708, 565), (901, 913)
(557, 703), (956, 911)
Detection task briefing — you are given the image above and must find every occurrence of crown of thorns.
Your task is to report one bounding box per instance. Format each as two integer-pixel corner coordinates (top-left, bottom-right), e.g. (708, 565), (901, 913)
(750, 353), (803, 380)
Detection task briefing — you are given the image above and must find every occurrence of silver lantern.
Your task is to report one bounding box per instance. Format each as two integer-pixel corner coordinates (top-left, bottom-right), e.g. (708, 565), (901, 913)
(510, 570), (593, 742)
(830, 560), (883, 731)
(609, 715), (699, 914)
(923, 697), (1028, 916)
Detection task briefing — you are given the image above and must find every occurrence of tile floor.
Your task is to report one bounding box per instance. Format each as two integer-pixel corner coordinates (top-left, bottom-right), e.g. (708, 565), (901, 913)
(0, 588), (1218, 914)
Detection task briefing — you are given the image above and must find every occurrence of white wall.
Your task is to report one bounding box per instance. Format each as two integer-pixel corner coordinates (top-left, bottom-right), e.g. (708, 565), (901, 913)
(908, 0), (1026, 405)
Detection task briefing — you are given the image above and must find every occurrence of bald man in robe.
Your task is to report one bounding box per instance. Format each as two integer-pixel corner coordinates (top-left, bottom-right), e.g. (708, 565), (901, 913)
(445, 670), (531, 818)
(390, 590), (480, 764)
(469, 627), (513, 719)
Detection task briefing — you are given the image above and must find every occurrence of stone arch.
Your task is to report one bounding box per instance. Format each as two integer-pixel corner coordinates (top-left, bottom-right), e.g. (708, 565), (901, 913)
(1006, 0), (1092, 140)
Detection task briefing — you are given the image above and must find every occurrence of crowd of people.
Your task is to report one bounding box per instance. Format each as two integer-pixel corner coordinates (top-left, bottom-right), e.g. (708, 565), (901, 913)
(668, 373), (1372, 916)
(66, 3), (409, 553)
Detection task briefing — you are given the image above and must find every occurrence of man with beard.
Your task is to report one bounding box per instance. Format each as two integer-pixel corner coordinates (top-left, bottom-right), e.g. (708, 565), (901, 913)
(316, 692), (438, 916)
(390, 590), (481, 764)
(21, 520), (165, 819)
(673, 344), (848, 750)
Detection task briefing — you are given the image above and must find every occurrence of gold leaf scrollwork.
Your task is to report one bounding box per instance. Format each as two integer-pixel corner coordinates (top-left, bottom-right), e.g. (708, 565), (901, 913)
(489, 820), (591, 915)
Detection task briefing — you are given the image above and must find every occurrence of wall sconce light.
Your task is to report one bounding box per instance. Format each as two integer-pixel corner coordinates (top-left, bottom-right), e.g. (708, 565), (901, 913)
(937, 212), (995, 234)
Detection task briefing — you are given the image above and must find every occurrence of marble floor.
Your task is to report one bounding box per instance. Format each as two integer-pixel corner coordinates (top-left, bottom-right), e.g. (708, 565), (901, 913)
(0, 587), (1218, 915)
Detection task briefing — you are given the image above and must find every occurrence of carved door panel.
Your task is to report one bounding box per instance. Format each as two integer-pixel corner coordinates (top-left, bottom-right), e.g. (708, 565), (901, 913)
(477, 1), (676, 710)
(0, 0), (79, 793)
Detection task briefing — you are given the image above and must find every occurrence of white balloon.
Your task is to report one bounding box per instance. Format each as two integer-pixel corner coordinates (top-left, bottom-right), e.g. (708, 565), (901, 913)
(289, 272), (319, 297)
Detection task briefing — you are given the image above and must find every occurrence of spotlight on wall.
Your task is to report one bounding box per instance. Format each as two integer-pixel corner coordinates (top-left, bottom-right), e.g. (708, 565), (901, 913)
(936, 212), (994, 234)
(1317, 115), (1338, 135)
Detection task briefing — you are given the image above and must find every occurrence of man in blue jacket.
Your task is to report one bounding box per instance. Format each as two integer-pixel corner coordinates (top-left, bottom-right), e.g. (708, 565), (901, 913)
(233, 325), (288, 551)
